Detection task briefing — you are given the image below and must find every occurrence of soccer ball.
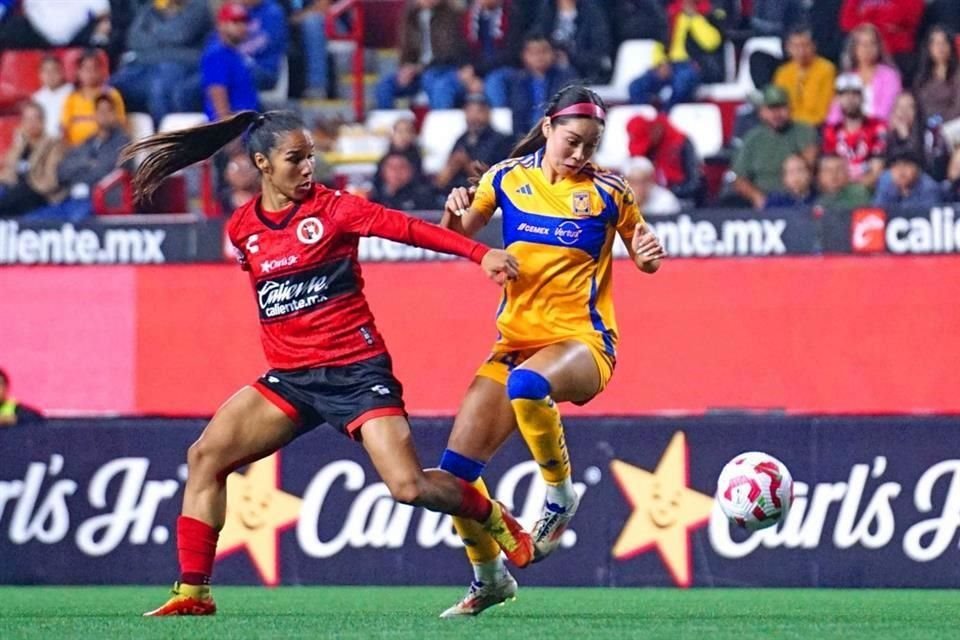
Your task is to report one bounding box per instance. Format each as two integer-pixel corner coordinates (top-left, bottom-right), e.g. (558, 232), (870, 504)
(716, 451), (793, 531)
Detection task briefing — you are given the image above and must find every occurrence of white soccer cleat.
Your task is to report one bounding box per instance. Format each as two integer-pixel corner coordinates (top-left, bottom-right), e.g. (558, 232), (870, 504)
(531, 493), (579, 563)
(439, 573), (518, 618)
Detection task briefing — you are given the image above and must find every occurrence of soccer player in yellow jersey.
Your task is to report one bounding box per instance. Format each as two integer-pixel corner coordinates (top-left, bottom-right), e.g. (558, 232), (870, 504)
(436, 85), (666, 617)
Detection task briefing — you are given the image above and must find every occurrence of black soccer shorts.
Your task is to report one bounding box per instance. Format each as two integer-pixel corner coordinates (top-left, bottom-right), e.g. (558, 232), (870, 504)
(253, 353), (406, 439)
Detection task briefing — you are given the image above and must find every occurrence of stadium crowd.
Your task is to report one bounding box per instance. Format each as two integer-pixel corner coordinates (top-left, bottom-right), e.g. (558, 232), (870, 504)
(1, 0), (960, 217)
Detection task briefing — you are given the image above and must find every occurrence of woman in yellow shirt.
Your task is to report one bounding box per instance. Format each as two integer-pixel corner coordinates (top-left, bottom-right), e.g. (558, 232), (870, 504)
(436, 84), (666, 616)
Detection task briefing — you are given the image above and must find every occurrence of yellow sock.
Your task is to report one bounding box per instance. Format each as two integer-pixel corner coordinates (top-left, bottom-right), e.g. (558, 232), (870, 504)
(451, 477), (501, 565)
(511, 397), (571, 484)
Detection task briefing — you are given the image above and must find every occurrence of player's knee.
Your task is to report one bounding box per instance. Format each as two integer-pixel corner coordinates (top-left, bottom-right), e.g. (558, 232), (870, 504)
(387, 478), (424, 506)
(186, 437), (223, 478)
(439, 448), (485, 482)
(506, 368), (551, 401)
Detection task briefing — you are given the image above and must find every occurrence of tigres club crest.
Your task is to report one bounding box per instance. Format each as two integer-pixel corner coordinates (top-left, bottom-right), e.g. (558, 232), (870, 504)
(572, 191), (592, 217)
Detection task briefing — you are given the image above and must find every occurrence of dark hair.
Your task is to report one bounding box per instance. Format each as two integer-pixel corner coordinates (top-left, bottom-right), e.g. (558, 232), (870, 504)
(0, 368), (7, 385)
(509, 85), (606, 158)
(78, 48), (104, 67)
(915, 26), (959, 90)
(786, 23), (813, 41)
(120, 110), (306, 202)
(40, 54), (62, 67)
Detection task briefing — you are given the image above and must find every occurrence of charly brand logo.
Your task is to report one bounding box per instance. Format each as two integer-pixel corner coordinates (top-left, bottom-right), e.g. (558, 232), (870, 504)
(610, 432), (713, 587)
(554, 220), (583, 246)
(297, 217), (324, 244)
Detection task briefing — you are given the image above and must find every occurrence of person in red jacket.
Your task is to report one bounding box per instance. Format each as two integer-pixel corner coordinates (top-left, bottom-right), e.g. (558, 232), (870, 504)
(626, 111), (703, 202)
(121, 110), (534, 616)
(840, 0), (926, 83)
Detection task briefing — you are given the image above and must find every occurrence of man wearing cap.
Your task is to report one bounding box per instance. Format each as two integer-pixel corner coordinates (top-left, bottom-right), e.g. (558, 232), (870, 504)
(435, 94), (513, 191)
(822, 72), (887, 190)
(731, 84), (818, 209)
(200, 3), (260, 122)
(872, 150), (943, 207)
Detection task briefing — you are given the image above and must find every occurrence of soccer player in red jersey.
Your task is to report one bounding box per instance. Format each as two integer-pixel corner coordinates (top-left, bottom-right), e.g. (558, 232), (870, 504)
(120, 110), (534, 616)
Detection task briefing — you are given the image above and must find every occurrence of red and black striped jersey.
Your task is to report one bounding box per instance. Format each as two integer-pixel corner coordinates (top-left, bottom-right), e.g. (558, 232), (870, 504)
(227, 184), (489, 370)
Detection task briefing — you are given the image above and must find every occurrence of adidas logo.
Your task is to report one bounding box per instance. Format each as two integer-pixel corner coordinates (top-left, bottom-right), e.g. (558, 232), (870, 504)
(515, 184), (533, 195)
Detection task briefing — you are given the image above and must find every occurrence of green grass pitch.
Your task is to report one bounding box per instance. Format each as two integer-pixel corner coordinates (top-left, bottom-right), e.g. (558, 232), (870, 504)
(1, 586), (957, 639)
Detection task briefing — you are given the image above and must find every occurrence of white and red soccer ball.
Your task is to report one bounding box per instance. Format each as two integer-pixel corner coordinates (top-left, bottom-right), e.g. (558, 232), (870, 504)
(716, 452), (793, 531)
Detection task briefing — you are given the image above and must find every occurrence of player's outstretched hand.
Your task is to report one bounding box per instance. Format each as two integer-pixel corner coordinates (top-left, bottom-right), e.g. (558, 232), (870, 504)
(445, 186), (475, 218)
(632, 223), (666, 272)
(481, 249), (519, 285)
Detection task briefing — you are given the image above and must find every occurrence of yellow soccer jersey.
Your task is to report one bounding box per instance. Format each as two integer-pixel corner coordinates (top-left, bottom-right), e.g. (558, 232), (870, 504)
(473, 149), (644, 358)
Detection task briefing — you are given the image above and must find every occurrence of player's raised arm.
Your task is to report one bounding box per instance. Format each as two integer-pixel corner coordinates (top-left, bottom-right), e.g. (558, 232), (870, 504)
(628, 223), (667, 273)
(440, 185), (490, 238)
(333, 193), (518, 284)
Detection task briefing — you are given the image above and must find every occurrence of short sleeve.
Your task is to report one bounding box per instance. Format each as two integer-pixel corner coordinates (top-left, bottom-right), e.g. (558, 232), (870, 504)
(731, 137), (751, 179)
(472, 165), (501, 220)
(616, 184), (644, 243)
(201, 49), (228, 88)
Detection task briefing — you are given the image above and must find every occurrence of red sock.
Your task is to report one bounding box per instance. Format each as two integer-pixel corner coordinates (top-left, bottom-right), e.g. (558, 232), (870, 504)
(177, 515), (219, 586)
(457, 479), (493, 522)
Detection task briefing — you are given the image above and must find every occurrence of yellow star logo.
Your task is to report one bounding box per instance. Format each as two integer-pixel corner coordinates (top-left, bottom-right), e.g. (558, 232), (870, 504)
(215, 452), (303, 586)
(610, 431), (714, 587)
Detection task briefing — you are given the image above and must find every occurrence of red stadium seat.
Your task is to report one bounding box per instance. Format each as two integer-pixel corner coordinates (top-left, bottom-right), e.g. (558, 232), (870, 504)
(0, 50), (45, 104)
(0, 114), (20, 157)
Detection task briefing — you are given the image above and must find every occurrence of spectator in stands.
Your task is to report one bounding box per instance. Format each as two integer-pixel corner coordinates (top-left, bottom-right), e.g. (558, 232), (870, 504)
(622, 156), (682, 215)
(24, 94), (130, 221)
(809, 0), (845, 64)
(773, 25), (836, 127)
(532, 0), (614, 84)
(840, 0), (924, 84)
(459, 0), (518, 108)
(749, 0), (806, 38)
(373, 117), (423, 195)
(626, 111), (703, 204)
(236, 0), (289, 92)
(823, 73), (887, 190)
(506, 35), (575, 135)
(827, 23), (901, 125)
(370, 151), (438, 211)
(111, 0), (211, 125)
(32, 55), (71, 139)
(913, 26), (960, 147)
(290, 1), (333, 98)
(628, 0), (723, 109)
(0, 368), (43, 426)
(873, 150), (943, 207)
(0, 101), (63, 216)
(815, 153), (871, 208)
(375, 0), (467, 110)
(0, 0), (111, 49)
(434, 94), (512, 192)
(219, 149), (259, 212)
(730, 85), (818, 209)
(884, 91), (949, 180)
(610, 0), (668, 46)
(201, 3), (260, 122)
(765, 154), (817, 209)
(61, 49), (126, 146)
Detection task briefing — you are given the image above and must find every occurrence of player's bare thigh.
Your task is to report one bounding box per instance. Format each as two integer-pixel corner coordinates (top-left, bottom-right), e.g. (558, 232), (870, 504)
(518, 340), (601, 404)
(446, 376), (517, 461)
(187, 386), (299, 479)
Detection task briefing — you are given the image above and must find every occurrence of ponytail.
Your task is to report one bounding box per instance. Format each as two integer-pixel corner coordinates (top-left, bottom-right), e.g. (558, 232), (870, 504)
(120, 110), (261, 202)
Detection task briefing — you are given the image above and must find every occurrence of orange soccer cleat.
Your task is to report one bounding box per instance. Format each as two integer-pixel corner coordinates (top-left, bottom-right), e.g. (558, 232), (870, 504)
(482, 501), (535, 568)
(143, 582), (217, 617)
